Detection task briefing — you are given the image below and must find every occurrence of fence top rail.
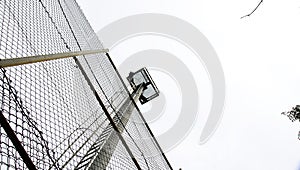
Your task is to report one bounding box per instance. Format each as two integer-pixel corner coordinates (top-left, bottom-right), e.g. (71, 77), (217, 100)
(0, 49), (109, 68)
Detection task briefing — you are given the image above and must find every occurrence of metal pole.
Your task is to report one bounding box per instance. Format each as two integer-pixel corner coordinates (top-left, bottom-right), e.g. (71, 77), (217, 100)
(105, 53), (174, 170)
(0, 49), (109, 68)
(75, 85), (144, 170)
(0, 111), (37, 170)
(72, 57), (142, 170)
(90, 85), (144, 169)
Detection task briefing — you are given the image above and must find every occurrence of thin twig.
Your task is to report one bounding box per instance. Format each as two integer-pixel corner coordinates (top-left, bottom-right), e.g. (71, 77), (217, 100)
(241, 0), (264, 19)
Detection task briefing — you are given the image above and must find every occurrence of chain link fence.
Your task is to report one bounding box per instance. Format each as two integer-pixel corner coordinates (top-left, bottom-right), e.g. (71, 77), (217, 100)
(0, 0), (172, 169)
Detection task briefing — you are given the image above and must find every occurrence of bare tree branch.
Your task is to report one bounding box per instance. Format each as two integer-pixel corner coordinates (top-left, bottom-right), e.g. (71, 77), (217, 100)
(241, 0), (264, 19)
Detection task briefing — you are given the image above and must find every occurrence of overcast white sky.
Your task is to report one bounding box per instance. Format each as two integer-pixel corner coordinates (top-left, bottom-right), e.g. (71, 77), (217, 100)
(77, 0), (300, 169)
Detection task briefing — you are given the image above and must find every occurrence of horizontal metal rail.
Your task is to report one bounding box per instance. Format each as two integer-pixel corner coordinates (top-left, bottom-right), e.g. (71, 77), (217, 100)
(0, 49), (109, 68)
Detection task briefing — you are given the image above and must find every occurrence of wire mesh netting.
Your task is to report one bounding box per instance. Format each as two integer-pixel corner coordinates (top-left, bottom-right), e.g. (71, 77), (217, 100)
(0, 0), (172, 169)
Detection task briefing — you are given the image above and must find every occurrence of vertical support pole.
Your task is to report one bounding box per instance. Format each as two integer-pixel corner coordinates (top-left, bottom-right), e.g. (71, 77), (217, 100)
(84, 85), (145, 170)
(0, 111), (37, 170)
(72, 57), (142, 170)
(105, 53), (173, 170)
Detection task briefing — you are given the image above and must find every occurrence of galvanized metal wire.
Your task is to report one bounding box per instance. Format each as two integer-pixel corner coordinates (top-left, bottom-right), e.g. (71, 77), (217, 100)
(0, 0), (172, 169)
